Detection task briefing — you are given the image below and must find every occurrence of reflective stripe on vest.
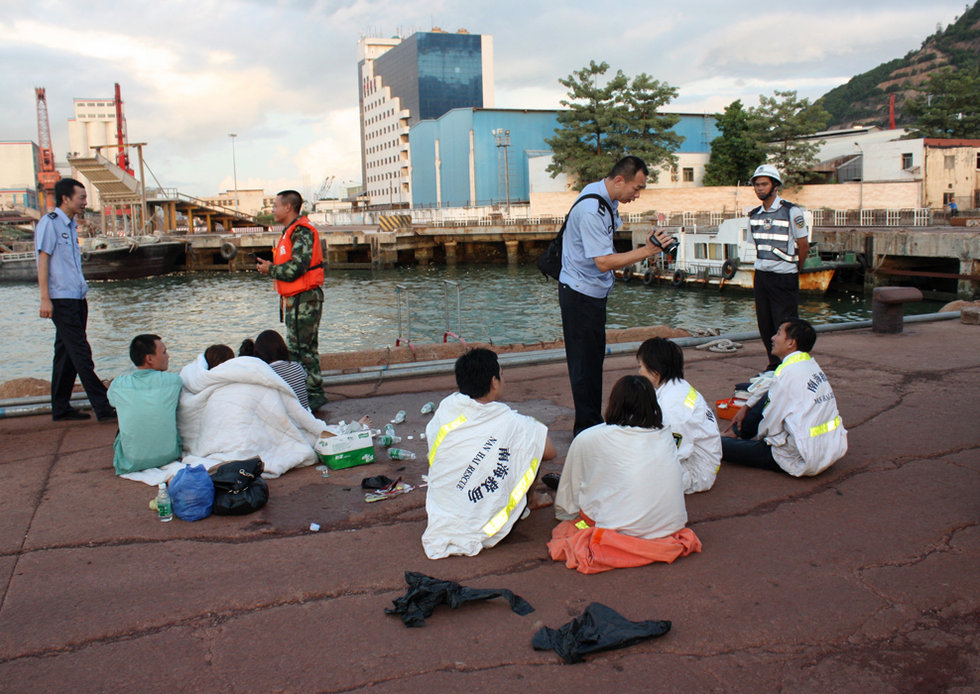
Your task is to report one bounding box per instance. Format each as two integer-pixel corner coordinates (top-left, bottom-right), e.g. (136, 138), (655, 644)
(481, 456), (541, 536)
(274, 216), (324, 297)
(683, 385), (697, 410)
(426, 414), (467, 465)
(750, 201), (798, 269)
(775, 352), (811, 377)
(810, 415), (842, 437)
(574, 519), (590, 530)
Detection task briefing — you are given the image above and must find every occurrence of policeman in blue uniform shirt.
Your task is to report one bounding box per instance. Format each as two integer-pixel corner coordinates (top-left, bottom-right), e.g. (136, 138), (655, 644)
(35, 178), (115, 422)
(747, 164), (810, 371)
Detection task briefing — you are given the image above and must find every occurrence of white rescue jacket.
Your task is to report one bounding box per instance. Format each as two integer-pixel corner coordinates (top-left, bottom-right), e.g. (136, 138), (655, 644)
(759, 351), (848, 476)
(657, 378), (722, 493)
(423, 392), (548, 559)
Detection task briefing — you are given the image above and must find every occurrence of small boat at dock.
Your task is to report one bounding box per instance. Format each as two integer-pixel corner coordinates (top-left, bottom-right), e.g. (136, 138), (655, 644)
(618, 216), (861, 293)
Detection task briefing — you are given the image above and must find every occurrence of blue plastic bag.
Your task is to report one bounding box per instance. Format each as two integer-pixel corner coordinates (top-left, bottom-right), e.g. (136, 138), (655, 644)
(169, 464), (214, 521)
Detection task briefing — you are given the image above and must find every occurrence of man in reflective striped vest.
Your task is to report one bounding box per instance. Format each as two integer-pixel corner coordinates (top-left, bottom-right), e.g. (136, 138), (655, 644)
(422, 348), (557, 559)
(748, 164), (810, 371)
(722, 319), (847, 476)
(256, 190), (327, 410)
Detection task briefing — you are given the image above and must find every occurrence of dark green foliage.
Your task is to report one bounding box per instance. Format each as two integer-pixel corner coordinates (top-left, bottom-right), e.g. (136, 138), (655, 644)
(906, 67), (980, 138)
(702, 100), (766, 186)
(546, 61), (682, 188)
(748, 91), (831, 189)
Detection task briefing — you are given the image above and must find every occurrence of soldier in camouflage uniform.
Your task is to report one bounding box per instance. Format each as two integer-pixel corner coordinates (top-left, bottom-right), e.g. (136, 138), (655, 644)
(256, 190), (327, 410)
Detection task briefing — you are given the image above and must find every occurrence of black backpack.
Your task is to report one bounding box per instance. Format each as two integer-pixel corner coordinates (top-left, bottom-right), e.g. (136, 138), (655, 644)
(536, 193), (613, 280)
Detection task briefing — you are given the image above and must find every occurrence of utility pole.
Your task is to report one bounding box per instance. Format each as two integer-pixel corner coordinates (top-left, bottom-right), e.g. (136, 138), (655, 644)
(493, 128), (511, 216)
(229, 133), (239, 213)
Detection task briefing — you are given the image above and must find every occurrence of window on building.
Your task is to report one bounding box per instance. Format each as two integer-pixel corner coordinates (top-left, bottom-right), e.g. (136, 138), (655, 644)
(943, 192), (954, 205)
(945, 155), (955, 170)
(683, 167), (694, 182)
(901, 152), (913, 169)
(670, 165), (679, 183)
(976, 153), (980, 169)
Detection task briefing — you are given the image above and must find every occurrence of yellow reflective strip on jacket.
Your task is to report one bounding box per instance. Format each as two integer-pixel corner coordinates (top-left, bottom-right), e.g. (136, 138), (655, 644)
(574, 520), (589, 530)
(809, 415), (842, 437)
(426, 415), (467, 466)
(481, 457), (540, 536)
(684, 385), (697, 409)
(775, 351), (811, 377)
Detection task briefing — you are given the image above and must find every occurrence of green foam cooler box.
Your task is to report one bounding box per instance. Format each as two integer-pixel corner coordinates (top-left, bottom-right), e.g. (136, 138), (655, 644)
(315, 430), (375, 470)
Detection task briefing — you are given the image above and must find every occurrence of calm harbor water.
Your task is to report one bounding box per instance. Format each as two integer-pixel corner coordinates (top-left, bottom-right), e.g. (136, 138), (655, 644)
(0, 264), (943, 382)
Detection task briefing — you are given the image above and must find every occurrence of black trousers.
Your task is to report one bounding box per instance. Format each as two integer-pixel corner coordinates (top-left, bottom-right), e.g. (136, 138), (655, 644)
(753, 270), (799, 370)
(721, 398), (782, 472)
(559, 283), (607, 436)
(50, 299), (111, 417)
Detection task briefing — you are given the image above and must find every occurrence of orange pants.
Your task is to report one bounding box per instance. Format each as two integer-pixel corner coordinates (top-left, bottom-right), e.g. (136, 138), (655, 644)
(547, 515), (702, 574)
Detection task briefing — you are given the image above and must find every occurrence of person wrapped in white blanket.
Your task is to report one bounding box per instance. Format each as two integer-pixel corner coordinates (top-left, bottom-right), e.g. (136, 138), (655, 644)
(423, 348), (557, 559)
(723, 318), (847, 476)
(178, 346), (329, 478)
(636, 337), (722, 493)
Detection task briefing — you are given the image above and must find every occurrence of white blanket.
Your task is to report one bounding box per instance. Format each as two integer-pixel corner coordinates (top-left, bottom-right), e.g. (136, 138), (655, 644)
(120, 355), (327, 486)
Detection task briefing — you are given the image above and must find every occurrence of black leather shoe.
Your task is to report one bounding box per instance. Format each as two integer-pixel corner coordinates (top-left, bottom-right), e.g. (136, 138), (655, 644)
(97, 408), (118, 423)
(53, 409), (91, 421)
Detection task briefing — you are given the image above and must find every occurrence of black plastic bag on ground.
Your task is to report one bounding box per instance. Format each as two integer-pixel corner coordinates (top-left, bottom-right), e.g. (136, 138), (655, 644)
(532, 602), (671, 664)
(210, 458), (269, 515)
(385, 571), (534, 627)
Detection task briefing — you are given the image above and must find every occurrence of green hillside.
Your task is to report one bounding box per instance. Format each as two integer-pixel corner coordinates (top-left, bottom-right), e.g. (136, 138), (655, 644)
(819, 2), (980, 128)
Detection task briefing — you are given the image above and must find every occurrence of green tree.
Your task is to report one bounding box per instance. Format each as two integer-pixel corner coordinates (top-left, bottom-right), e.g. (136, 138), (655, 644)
(906, 68), (980, 138)
(748, 90), (830, 188)
(702, 100), (766, 186)
(546, 61), (682, 188)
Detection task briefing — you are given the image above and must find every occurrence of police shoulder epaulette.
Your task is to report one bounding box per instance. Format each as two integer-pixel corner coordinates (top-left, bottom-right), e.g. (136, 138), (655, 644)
(47, 212), (58, 219)
(780, 199), (797, 209)
(748, 205), (762, 216)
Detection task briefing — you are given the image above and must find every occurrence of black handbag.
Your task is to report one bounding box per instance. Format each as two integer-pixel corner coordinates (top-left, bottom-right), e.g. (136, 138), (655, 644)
(535, 193), (612, 280)
(210, 458), (269, 515)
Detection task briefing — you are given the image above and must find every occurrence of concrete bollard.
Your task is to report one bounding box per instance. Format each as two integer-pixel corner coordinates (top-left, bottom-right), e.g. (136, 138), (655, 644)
(872, 286), (924, 334)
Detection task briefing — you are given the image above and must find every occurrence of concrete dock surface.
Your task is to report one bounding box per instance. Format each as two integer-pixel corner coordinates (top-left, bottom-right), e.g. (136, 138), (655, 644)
(1, 319), (977, 693)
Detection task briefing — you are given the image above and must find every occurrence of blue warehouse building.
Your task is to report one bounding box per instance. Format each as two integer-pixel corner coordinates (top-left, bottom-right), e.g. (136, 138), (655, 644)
(410, 111), (721, 208)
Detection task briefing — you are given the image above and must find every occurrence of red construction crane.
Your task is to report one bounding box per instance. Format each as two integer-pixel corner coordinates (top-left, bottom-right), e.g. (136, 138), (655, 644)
(34, 87), (61, 211)
(114, 82), (133, 174)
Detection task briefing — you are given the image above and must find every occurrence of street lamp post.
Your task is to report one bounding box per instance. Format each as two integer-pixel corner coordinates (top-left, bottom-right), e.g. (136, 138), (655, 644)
(493, 128), (511, 217)
(229, 133), (239, 213)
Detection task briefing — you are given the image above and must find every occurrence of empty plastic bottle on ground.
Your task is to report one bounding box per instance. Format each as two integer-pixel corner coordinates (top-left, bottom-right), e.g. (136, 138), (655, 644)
(384, 423), (396, 437)
(156, 483), (173, 522)
(420, 402), (435, 414)
(376, 434), (402, 447)
(388, 448), (417, 461)
(392, 410), (407, 424)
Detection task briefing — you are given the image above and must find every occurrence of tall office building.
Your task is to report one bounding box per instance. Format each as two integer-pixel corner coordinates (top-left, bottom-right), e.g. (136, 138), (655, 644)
(357, 29), (494, 207)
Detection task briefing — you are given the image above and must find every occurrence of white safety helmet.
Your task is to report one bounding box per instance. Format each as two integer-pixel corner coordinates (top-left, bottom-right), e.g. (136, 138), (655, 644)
(750, 164), (782, 186)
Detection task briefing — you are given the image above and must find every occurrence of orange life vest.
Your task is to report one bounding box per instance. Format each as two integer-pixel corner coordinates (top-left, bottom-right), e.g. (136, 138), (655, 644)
(273, 216), (323, 297)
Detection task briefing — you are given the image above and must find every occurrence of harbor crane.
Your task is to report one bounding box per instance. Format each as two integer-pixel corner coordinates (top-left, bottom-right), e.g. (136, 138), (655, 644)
(34, 87), (61, 211)
(315, 175), (336, 200)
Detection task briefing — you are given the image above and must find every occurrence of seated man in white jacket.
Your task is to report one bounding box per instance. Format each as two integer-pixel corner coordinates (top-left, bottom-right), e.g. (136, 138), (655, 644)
(637, 337), (722, 493)
(723, 318), (847, 476)
(423, 348), (557, 559)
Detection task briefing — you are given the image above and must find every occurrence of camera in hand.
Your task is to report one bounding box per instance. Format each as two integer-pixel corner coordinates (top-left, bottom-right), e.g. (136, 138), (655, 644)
(648, 230), (678, 254)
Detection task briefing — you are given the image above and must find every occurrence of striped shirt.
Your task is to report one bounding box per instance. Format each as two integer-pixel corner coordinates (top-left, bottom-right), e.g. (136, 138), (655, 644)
(270, 360), (310, 410)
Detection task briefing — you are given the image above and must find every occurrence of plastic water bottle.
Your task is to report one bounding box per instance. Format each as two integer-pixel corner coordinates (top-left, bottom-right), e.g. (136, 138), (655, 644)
(384, 423), (396, 437)
(156, 483), (173, 522)
(392, 410), (407, 424)
(375, 434), (402, 447)
(420, 402), (435, 414)
(388, 448), (417, 461)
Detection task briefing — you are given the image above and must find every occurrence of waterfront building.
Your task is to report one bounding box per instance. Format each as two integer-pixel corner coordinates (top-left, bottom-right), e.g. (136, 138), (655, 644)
(200, 189), (274, 217)
(357, 29), (494, 209)
(0, 141), (41, 211)
(409, 111), (720, 209)
(67, 97), (129, 210)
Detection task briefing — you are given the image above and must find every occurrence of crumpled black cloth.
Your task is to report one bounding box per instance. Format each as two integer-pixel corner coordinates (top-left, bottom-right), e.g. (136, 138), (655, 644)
(532, 602), (671, 664)
(385, 571), (534, 627)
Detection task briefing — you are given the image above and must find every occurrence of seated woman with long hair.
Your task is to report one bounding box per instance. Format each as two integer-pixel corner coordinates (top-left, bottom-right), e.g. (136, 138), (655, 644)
(253, 330), (311, 410)
(549, 375), (702, 574)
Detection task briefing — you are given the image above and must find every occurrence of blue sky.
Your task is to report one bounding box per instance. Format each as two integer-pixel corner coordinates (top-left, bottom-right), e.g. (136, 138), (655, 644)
(0, 0), (969, 199)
